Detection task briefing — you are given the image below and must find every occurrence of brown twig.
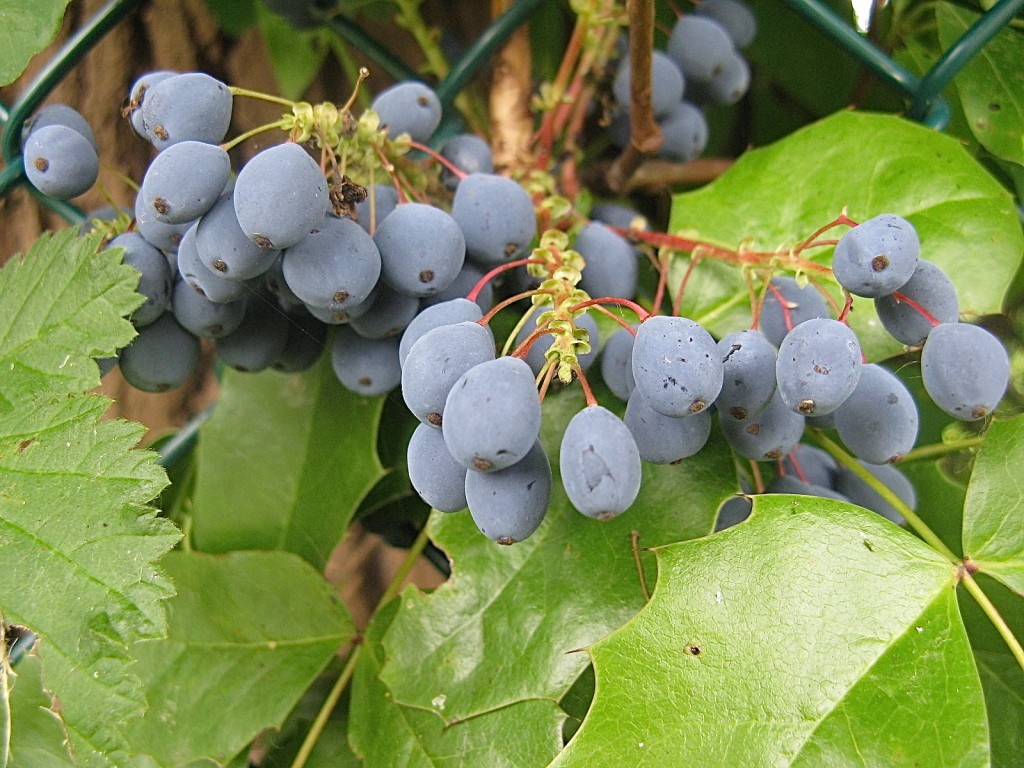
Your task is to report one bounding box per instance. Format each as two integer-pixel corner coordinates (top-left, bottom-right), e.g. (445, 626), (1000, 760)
(607, 0), (663, 192)
(582, 157), (733, 194)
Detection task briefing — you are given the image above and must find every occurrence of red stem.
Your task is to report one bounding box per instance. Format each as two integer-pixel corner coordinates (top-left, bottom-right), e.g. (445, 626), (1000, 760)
(610, 226), (833, 275)
(765, 281), (795, 333)
(514, 326), (557, 359)
(537, 361), (558, 404)
(837, 291), (854, 323)
(749, 460), (765, 494)
(808, 275), (842, 314)
(407, 139), (467, 180)
(793, 214), (858, 255)
(890, 290), (941, 327)
(467, 258), (546, 303)
(785, 452), (810, 484)
(590, 303), (639, 336)
(479, 289), (553, 327)
(551, 80), (584, 137)
(534, 18), (587, 164)
(373, 145), (408, 204)
(574, 363), (598, 407)
(652, 250), (670, 315)
(569, 296), (651, 322)
(672, 252), (702, 317)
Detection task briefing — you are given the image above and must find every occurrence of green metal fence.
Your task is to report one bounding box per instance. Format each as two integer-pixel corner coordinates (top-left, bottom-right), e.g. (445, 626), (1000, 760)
(0, 0), (1020, 473)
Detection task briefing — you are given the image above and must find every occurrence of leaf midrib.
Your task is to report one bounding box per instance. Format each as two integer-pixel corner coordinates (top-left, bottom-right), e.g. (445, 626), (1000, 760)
(786, 579), (956, 764)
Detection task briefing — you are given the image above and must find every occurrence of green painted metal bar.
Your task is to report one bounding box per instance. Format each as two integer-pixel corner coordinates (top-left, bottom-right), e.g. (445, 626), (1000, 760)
(909, 0), (1024, 121)
(2, 0), (144, 164)
(323, 15), (420, 84)
(0, 148), (85, 223)
(778, 0), (921, 96)
(437, 0), (550, 111)
(0, 0), (140, 222)
(157, 404), (213, 469)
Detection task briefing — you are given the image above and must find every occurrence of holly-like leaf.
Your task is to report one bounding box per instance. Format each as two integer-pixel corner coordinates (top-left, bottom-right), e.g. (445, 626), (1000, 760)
(902, 459), (967, 556)
(938, 3), (1024, 168)
(248, 673), (361, 768)
(378, 388), (738, 722)
(552, 495), (989, 766)
(0, 230), (141, 413)
(667, 110), (1023, 361)
(958, 573), (1024, 768)
(962, 415), (1024, 595)
(6, 654), (75, 767)
(0, 394), (178, 765)
(0, 0), (70, 85)
(348, 600), (564, 768)
(191, 357), (386, 570)
(124, 550), (355, 767)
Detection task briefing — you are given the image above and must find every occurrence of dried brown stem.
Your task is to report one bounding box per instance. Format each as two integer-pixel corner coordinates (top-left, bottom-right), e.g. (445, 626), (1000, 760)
(584, 157), (733, 194)
(607, 0), (663, 193)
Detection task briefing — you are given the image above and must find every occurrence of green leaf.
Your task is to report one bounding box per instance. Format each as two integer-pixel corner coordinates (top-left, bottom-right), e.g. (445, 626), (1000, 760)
(257, 5), (328, 101)
(962, 415), (1024, 594)
(1, 643), (6, 768)
(742, 0), (860, 144)
(378, 388), (738, 722)
(667, 111), (1023, 361)
(250, 674), (361, 768)
(191, 357), (386, 570)
(348, 601), (564, 768)
(202, 0), (257, 37)
(901, 459), (967, 556)
(558, 662), (594, 746)
(552, 495), (989, 766)
(0, 394), (178, 765)
(7, 654), (75, 767)
(0, 0), (70, 86)
(0, 231), (141, 413)
(958, 574), (1024, 768)
(938, 3), (1024, 168)
(124, 550), (355, 767)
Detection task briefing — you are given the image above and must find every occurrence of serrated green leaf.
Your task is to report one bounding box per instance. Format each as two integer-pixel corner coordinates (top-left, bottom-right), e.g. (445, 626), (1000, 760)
(378, 387), (738, 723)
(0, 0), (70, 86)
(0, 394), (179, 765)
(124, 550), (354, 767)
(191, 357), (386, 570)
(257, 5), (328, 101)
(7, 654), (74, 768)
(958, 573), (1024, 768)
(552, 495), (988, 767)
(939, 3), (1024, 167)
(349, 600), (564, 768)
(0, 230), (141, 412)
(962, 415), (1024, 594)
(668, 111), (1023, 361)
